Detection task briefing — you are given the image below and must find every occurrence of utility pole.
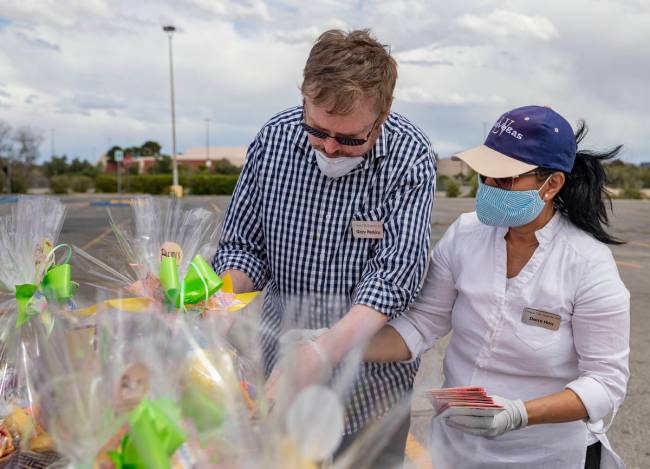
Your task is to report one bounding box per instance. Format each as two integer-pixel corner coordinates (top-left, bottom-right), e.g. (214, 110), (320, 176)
(205, 118), (211, 168)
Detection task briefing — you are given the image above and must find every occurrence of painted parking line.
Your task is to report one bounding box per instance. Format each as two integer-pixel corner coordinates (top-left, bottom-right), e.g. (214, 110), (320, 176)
(81, 226), (115, 251)
(405, 432), (432, 469)
(81, 220), (129, 251)
(616, 261), (642, 269)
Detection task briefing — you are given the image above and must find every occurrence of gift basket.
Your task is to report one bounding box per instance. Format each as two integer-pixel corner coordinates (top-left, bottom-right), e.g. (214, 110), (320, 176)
(29, 303), (190, 469)
(72, 196), (256, 320)
(0, 196), (76, 467)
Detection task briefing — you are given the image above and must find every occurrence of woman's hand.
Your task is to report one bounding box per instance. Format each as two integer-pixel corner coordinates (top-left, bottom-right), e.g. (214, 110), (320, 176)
(444, 389), (589, 439)
(445, 396), (528, 438)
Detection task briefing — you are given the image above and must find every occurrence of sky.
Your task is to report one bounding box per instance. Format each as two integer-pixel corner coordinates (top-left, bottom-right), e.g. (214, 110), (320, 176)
(0, 0), (649, 164)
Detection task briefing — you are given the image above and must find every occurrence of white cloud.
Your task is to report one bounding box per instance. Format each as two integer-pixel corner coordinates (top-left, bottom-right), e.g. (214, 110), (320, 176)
(0, 0), (648, 164)
(184, 0), (272, 21)
(458, 10), (559, 41)
(397, 86), (505, 106)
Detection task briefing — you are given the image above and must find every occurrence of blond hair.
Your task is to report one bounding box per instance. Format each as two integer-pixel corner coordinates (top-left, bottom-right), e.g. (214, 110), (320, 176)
(301, 29), (397, 116)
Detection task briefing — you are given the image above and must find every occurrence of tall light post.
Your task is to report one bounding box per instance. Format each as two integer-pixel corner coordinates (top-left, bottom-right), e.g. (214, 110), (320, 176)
(205, 118), (211, 168)
(163, 25), (181, 196)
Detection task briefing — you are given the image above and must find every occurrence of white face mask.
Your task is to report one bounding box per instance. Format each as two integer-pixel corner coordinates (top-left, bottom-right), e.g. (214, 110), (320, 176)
(314, 149), (364, 179)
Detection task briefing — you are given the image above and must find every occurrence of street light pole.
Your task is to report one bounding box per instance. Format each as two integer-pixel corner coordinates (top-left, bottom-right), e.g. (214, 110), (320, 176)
(163, 25), (180, 195)
(205, 118), (211, 168)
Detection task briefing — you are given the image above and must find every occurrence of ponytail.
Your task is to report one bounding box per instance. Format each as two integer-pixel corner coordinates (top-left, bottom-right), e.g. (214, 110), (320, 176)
(538, 121), (624, 245)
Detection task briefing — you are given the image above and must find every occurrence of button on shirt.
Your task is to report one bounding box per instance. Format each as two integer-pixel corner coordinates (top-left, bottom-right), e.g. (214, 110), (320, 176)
(390, 212), (630, 468)
(213, 106), (436, 433)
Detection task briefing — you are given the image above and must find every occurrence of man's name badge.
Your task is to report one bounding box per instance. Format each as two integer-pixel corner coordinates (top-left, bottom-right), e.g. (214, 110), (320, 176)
(521, 308), (561, 331)
(352, 220), (384, 239)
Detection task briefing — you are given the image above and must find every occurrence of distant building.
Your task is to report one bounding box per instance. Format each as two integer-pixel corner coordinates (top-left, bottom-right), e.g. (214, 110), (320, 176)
(640, 162), (650, 168)
(98, 146), (248, 174)
(437, 158), (473, 177)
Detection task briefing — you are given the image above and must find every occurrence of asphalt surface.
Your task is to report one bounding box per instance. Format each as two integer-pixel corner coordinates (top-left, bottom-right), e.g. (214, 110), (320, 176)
(1, 194), (648, 468)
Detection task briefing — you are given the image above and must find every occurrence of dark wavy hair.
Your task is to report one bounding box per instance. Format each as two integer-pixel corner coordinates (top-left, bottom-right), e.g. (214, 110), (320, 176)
(536, 121), (624, 245)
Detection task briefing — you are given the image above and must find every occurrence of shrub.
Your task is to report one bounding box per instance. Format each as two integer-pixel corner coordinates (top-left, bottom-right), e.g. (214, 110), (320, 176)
(466, 175), (479, 198)
(128, 175), (174, 194)
(95, 175), (118, 193)
(621, 182), (643, 199)
(445, 179), (460, 198)
(71, 175), (93, 193)
(0, 176), (28, 193)
(437, 174), (451, 192)
(189, 175), (239, 195)
(91, 173), (239, 195)
(49, 175), (70, 194)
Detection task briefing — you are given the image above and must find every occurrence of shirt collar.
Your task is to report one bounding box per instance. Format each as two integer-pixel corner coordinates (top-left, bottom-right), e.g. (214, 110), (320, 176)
(497, 210), (565, 245)
(533, 210), (565, 245)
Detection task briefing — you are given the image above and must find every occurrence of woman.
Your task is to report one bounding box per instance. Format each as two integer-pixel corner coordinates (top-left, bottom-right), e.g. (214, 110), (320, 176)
(365, 105), (630, 468)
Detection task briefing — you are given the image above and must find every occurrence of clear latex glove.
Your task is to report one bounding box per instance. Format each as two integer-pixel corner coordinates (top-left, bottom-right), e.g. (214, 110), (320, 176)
(265, 329), (332, 409)
(445, 395), (528, 439)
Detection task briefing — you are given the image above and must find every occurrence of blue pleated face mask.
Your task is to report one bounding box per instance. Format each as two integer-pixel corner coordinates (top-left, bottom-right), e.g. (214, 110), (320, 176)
(475, 176), (551, 227)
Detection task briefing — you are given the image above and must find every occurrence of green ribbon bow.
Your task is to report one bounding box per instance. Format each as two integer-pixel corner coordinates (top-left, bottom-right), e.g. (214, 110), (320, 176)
(159, 254), (223, 308)
(109, 398), (186, 469)
(15, 244), (76, 327)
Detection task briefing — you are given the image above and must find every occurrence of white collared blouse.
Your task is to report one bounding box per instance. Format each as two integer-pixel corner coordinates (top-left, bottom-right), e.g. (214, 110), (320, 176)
(390, 211), (630, 468)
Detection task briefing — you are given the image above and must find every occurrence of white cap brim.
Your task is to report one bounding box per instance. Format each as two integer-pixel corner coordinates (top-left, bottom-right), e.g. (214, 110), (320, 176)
(452, 145), (537, 178)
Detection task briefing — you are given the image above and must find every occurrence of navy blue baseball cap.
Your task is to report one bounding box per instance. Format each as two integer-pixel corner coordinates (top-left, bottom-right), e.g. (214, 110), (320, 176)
(454, 105), (577, 178)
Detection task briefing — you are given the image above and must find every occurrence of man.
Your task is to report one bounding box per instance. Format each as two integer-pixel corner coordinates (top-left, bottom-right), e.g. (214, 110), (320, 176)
(213, 29), (435, 465)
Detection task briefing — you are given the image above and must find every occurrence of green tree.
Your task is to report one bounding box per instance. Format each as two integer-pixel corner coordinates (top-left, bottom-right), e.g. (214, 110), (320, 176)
(42, 155), (69, 177)
(150, 155), (172, 174)
(141, 141), (162, 156)
(69, 157), (94, 174)
(212, 158), (242, 175)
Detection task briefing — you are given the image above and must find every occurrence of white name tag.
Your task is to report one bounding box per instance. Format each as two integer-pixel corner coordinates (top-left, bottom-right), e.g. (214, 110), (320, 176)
(521, 308), (561, 331)
(351, 220), (384, 239)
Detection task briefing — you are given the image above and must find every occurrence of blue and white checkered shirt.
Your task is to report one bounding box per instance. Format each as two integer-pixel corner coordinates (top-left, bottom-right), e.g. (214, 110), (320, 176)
(213, 105), (436, 433)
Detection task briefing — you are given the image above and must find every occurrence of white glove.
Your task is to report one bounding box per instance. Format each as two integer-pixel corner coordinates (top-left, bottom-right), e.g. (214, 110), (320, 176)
(445, 395), (528, 439)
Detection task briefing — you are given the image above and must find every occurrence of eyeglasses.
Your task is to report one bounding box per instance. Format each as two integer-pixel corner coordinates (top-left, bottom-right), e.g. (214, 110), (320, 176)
(480, 169), (541, 190)
(301, 111), (381, 147)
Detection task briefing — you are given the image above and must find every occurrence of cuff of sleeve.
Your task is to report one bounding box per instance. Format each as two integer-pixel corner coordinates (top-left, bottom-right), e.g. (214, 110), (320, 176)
(212, 253), (268, 291)
(566, 376), (613, 423)
(352, 278), (411, 320)
(387, 317), (425, 364)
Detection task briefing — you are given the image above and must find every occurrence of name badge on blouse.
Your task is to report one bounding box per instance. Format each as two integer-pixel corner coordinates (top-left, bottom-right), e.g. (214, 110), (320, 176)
(521, 308), (561, 331)
(351, 220), (384, 239)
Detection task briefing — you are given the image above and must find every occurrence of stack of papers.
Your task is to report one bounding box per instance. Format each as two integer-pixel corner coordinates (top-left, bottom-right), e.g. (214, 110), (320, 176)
(426, 386), (504, 417)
